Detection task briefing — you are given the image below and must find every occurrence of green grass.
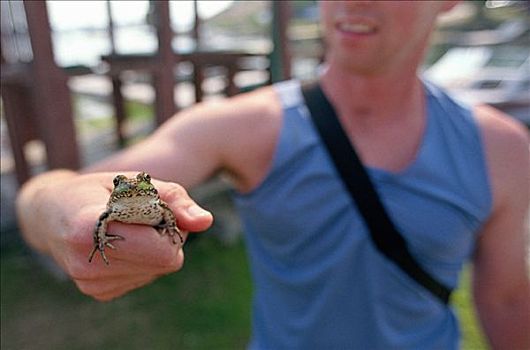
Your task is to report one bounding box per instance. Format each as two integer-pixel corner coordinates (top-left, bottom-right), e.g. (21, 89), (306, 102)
(125, 100), (154, 121)
(1, 236), (487, 350)
(453, 268), (489, 350)
(1, 236), (252, 350)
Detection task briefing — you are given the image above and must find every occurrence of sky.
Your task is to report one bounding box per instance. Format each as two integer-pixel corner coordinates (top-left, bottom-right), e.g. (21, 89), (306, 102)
(42, 1), (244, 66)
(47, 1), (234, 32)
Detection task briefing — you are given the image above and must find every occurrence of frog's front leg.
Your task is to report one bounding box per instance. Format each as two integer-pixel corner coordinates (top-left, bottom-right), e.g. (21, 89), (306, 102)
(155, 201), (184, 245)
(88, 209), (125, 265)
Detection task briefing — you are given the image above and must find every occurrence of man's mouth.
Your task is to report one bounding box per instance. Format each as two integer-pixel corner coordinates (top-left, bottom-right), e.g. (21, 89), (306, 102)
(336, 19), (378, 35)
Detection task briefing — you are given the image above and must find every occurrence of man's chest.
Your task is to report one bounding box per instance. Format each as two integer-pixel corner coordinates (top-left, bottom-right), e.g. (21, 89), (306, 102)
(344, 116), (427, 174)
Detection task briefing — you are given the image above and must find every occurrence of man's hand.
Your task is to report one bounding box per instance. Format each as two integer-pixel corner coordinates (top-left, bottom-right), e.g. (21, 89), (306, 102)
(16, 170), (213, 301)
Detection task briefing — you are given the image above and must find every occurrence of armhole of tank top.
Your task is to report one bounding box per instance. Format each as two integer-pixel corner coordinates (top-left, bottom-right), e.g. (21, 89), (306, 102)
(468, 106), (495, 229)
(440, 91), (495, 226)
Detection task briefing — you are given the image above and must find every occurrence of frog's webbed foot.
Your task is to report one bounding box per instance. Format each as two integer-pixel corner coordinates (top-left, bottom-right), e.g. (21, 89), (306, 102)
(89, 210), (124, 265)
(155, 220), (184, 245)
(155, 201), (184, 245)
(88, 234), (125, 265)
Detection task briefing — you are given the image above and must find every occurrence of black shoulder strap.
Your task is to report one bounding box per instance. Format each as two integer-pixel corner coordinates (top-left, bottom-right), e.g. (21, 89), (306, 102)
(301, 81), (451, 304)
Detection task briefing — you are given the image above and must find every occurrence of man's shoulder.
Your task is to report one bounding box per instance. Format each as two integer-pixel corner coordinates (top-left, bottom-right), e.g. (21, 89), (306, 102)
(179, 84), (283, 146)
(187, 85), (284, 192)
(206, 85), (282, 122)
(474, 105), (529, 157)
(473, 104), (529, 209)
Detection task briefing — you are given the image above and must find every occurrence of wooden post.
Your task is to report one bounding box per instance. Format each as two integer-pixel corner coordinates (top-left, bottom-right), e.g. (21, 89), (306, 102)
(1, 85), (34, 184)
(270, 1), (291, 82)
(105, 0), (127, 146)
(153, 1), (176, 124)
(106, 0), (116, 54)
(192, 0), (200, 46)
(191, 0), (204, 102)
(111, 76), (127, 146)
(23, 0), (80, 170)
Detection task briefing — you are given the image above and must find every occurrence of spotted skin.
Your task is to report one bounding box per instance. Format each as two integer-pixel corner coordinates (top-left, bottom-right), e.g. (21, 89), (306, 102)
(88, 172), (183, 265)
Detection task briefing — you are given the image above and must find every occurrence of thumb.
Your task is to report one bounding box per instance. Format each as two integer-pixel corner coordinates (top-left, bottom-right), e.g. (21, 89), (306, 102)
(154, 181), (214, 233)
(180, 203), (214, 232)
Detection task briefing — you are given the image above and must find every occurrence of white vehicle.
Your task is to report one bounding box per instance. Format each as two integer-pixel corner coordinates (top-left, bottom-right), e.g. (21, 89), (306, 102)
(426, 45), (530, 125)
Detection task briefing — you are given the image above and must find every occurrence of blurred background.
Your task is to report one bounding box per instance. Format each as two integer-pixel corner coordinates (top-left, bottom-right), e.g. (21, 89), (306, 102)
(1, 1), (528, 349)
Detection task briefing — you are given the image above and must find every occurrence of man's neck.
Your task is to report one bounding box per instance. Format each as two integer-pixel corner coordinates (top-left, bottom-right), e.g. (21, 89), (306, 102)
(317, 63), (429, 172)
(320, 63), (424, 126)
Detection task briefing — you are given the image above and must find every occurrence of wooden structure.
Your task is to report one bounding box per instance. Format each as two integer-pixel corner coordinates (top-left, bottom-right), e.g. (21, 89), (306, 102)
(1, 0), (292, 184)
(104, 1), (291, 145)
(1, 0), (80, 185)
(270, 1), (292, 81)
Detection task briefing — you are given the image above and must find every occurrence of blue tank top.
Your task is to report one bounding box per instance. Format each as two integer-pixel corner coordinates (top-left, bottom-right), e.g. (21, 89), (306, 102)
(232, 79), (492, 349)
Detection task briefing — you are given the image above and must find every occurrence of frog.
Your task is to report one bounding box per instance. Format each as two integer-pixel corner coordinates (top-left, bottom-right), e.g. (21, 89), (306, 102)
(88, 172), (184, 265)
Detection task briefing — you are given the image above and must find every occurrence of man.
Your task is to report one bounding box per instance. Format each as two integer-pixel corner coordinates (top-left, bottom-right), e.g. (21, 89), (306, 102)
(16, 2), (529, 349)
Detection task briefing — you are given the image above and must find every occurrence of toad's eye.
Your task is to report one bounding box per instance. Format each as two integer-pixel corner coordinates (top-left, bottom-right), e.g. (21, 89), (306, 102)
(113, 175), (126, 187)
(137, 172), (151, 182)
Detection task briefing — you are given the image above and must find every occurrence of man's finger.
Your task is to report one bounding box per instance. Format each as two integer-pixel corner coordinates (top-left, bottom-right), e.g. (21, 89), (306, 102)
(154, 181), (214, 232)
